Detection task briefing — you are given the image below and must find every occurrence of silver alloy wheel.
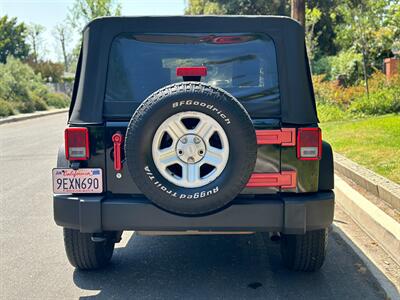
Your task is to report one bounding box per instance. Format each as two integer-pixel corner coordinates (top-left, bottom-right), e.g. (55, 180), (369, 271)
(152, 111), (229, 188)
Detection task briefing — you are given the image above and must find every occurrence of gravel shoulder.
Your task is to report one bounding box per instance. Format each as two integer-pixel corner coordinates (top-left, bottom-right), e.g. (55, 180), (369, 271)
(334, 204), (400, 291)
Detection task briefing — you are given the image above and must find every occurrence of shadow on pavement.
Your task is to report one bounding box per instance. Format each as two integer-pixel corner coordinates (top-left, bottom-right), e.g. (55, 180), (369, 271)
(73, 231), (385, 299)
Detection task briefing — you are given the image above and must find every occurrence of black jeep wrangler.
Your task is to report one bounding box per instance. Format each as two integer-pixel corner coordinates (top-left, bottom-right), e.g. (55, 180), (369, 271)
(53, 16), (334, 272)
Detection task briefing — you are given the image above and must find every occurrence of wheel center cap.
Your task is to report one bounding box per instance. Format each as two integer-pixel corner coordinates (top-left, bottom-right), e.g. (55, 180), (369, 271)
(176, 134), (206, 164)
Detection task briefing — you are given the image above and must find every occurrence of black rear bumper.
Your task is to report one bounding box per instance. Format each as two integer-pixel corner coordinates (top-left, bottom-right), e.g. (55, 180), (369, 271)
(54, 192), (334, 234)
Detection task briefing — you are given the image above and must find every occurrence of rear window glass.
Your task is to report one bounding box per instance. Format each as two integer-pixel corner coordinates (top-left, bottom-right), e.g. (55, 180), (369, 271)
(104, 33), (280, 118)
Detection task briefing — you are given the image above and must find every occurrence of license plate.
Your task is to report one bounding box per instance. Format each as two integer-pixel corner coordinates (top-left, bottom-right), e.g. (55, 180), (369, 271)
(52, 168), (103, 194)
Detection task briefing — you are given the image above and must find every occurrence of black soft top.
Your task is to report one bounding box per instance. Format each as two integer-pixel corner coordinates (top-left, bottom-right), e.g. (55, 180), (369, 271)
(69, 16), (318, 124)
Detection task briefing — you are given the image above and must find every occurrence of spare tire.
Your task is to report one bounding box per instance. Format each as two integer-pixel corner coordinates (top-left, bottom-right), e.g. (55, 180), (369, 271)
(125, 82), (256, 215)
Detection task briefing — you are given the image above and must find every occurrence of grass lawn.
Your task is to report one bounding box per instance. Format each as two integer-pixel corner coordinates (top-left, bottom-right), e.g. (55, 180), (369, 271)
(320, 114), (400, 184)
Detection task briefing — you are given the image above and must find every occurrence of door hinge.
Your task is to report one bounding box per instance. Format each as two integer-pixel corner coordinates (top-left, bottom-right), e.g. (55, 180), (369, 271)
(246, 171), (297, 189)
(255, 128), (296, 146)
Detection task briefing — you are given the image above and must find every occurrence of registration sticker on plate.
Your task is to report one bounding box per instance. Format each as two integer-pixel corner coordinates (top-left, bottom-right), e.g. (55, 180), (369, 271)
(52, 168), (103, 194)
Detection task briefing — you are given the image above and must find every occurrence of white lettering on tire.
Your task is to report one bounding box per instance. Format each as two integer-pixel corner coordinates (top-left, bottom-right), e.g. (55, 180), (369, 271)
(172, 101), (231, 125)
(144, 166), (219, 198)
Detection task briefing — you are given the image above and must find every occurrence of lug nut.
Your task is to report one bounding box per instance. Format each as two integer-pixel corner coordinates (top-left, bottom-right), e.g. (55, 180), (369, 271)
(181, 137), (187, 144)
(188, 157), (194, 163)
(193, 137), (200, 144)
(178, 150), (183, 155)
(198, 150), (204, 156)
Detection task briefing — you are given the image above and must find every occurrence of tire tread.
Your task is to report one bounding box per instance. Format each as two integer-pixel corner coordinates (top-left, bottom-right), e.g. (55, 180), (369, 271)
(63, 228), (114, 270)
(281, 229), (328, 272)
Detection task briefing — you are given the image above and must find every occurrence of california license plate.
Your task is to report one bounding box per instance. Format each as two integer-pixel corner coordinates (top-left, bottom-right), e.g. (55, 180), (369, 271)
(52, 168), (103, 194)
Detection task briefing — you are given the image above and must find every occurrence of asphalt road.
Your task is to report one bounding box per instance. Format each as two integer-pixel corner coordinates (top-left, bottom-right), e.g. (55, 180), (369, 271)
(0, 114), (386, 299)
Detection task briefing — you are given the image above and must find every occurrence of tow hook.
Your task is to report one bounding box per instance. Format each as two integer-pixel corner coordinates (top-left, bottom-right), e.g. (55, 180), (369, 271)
(269, 232), (281, 242)
(91, 234), (107, 243)
(112, 132), (124, 171)
(70, 161), (80, 170)
(91, 231), (123, 243)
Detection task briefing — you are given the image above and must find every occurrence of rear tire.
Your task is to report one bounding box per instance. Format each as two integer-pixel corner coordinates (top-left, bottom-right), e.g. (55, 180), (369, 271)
(63, 228), (115, 270)
(280, 228), (328, 272)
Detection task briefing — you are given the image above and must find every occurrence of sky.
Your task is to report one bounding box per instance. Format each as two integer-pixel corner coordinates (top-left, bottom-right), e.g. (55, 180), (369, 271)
(0, 0), (186, 61)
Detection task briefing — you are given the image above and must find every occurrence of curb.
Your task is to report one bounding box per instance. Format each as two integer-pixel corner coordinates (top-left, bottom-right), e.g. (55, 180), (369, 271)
(335, 174), (400, 265)
(332, 226), (400, 299)
(334, 152), (400, 211)
(0, 108), (69, 125)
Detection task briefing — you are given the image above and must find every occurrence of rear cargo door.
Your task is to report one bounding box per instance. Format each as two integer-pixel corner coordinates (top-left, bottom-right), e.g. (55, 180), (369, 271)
(102, 32), (287, 195)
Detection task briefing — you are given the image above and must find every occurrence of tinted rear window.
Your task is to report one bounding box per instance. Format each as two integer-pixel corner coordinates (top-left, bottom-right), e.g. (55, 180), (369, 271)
(104, 33), (280, 118)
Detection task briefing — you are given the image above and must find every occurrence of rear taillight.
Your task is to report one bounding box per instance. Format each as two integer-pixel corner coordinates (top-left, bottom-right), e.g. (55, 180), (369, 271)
(65, 127), (89, 160)
(297, 128), (322, 160)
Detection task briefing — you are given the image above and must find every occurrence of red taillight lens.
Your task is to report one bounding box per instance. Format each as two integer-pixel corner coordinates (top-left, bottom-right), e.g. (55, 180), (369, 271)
(65, 127), (89, 160)
(297, 128), (322, 160)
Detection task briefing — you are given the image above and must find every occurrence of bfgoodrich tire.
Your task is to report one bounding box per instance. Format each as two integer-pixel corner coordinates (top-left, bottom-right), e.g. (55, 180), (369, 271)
(280, 229), (328, 272)
(63, 228), (115, 270)
(125, 82), (257, 215)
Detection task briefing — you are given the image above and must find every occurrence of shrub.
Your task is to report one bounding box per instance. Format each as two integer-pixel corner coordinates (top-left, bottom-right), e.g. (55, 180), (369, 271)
(350, 90), (400, 116)
(16, 101), (35, 113)
(0, 99), (14, 117)
(0, 56), (43, 103)
(315, 72), (400, 121)
(313, 75), (364, 106)
(317, 102), (347, 122)
(44, 92), (70, 108)
(312, 57), (331, 78)
(31, 83), (49, 99)
(31, 94), (48, 111)
(18, 97), (47, 113)
(313, 50), (363, 86)
(0, 56), (59, 114)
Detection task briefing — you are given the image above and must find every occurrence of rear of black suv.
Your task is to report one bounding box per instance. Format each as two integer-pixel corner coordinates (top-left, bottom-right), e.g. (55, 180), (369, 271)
(53, 16), (334, 272)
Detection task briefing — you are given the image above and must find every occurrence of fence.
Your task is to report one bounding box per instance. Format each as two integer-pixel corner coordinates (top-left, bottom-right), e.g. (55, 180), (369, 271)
(46, 82), (74, 96)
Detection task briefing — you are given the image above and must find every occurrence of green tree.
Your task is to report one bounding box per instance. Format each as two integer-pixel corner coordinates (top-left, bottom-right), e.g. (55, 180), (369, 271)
(0, 16), (30, 63)
(69, 0), (122, 30)
(184, 0), (362, 59)
(306, 0), (341, 57)
(185, 0), (290, 16)
(184, 0), (338, 58)
(333, 0), (400, 94)
(27, 23), (46, 64)
(305, 6), (322, 63)
(68, 0), (122, 71)
(185, 0), (224, 14)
